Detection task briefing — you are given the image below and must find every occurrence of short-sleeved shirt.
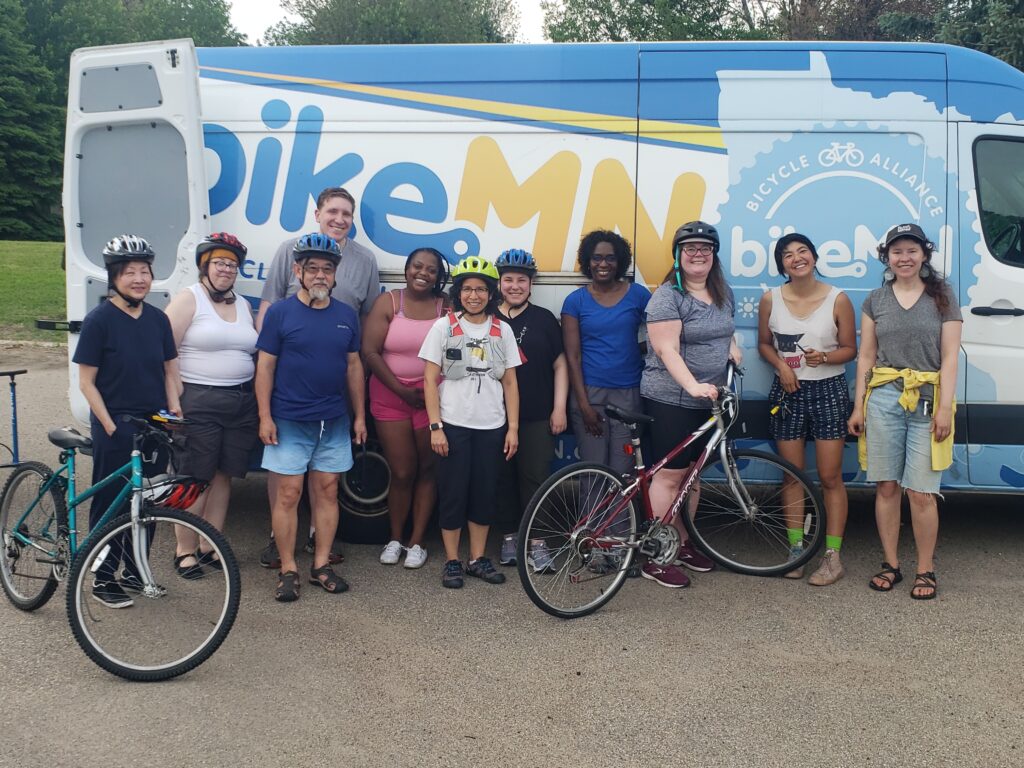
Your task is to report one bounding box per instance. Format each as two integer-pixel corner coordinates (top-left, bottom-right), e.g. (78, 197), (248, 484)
(561, 282), (651, 389)
(862, 282), (962, 399)
(257, 295), (361, 422)
(497, 303), (563, 423)
(261, 236), (380, 315)
(642, 284), (735, 409)
(73, 300), (177, 417)
(419, 314), (522, 430)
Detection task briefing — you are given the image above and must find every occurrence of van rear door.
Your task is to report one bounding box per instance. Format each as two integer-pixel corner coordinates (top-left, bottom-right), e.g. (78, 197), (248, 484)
(63, 39), (208, 423)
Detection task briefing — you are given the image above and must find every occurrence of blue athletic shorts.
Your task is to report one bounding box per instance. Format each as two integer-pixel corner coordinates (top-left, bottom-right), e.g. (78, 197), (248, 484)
(261, 415), (353, 475)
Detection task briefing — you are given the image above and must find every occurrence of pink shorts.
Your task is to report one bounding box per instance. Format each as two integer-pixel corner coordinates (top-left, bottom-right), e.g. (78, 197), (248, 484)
(369, 375), (430, 430)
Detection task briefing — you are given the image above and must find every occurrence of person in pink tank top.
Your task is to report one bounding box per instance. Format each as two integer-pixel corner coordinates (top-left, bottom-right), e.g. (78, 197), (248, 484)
(362, 248), (449, 569)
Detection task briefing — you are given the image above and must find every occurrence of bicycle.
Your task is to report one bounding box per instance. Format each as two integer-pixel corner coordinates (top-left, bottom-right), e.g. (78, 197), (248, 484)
(517, 365), (826, 618)
(0, 413), (241, 681)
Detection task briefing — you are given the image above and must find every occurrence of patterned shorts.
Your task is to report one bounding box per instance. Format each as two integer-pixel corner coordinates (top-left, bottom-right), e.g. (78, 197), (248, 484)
(769, 374), (851, 442)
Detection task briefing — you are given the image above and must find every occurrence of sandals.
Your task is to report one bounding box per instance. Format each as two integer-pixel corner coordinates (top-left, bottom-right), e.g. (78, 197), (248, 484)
(911, 571), (938, 600)
(309, 564), (349, 594)
(868, 562), (903, 592)
(174, 553), (205, 581)
(275, 570), (301, 602)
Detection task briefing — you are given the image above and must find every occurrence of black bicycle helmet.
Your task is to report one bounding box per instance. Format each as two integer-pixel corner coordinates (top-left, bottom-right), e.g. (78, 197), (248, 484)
(672, 221), (720, 254)
(102, 235), (155, 267)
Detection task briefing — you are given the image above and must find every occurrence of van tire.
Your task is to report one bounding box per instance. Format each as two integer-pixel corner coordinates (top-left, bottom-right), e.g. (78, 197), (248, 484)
(338, 439), (391, 545)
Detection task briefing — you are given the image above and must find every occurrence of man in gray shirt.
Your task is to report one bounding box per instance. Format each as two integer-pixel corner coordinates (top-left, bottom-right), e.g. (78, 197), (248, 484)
(256, 186), (381, 569)
(256, 186), (380, 329)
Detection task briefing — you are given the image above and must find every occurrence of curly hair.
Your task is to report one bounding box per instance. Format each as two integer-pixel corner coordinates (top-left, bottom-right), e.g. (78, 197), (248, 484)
(878, 236), (951, 312)
(577, 230), (632, 281)
(404, 247), (449, 297)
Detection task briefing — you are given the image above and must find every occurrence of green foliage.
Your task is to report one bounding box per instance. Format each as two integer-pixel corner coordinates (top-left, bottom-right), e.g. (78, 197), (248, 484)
(0, 241), (65, 341)
(543, 0), (759, 42)
(0, 0), (63, 240)
(267, 0), (520, 45)
(939, 0), (1024, 71)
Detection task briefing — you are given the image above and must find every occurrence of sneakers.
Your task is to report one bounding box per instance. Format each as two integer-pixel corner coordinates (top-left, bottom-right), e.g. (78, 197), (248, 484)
(808, 549), (845, 586)
(527, 538), (556, 574)
(640, 562), (690, 588)
(499, 533), (517, 566)
(259, 538), (280, 569)
(466, 556), (506, 584)
(587, 552), (622, 575)
(442, 559), (464, 589)
(304, 533), (344, 564)
(380, 539), (403, 565)
(673, 541), (715, 573)
(404, 544), (428, 569)
(92, 580), (134, 608)
(783, 546), (805, 579)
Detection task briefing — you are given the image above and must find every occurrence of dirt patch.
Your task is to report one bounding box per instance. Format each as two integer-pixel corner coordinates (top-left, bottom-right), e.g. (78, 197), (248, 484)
(0, 341), (68, 372)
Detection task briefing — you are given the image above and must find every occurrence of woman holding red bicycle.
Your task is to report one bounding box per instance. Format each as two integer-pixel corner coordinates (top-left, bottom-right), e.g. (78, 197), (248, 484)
(757, 233), (857, 586)
(640, 221), (741, 589)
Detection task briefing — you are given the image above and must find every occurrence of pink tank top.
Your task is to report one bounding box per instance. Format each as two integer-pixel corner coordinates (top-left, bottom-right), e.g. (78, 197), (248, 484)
(381, 290), (443, 382)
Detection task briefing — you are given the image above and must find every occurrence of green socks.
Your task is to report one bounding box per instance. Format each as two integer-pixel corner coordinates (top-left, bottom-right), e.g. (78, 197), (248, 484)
(825, 535), (843, 552)
(787, 528), (804, 548)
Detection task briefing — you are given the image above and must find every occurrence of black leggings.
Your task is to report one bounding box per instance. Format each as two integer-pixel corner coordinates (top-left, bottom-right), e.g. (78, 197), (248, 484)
(436, 424), (505, 530)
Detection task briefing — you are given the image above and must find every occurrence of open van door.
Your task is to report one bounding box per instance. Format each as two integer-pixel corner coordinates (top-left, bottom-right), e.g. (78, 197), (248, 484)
(62, 39), (209, 424)
(957, 123), (1024, 488)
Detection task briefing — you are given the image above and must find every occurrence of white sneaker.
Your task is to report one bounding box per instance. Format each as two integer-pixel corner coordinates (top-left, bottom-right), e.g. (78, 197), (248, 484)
(404, 544), (427, 569)
(380, 540), (403, 565)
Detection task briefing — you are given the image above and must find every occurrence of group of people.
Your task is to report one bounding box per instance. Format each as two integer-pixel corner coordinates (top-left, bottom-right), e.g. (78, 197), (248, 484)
(73, 180), (960, 607)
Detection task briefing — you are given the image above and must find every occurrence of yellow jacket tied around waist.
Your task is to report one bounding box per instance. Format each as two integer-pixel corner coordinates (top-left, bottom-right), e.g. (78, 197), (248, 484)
(857, 367), (954, 472)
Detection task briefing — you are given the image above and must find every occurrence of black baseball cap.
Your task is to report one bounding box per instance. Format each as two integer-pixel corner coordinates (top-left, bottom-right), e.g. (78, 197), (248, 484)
(883, 223), (931, 249)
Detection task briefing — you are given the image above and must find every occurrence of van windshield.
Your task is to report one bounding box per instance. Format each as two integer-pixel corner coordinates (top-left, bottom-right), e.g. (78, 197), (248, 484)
(975, 137), (1024, 267)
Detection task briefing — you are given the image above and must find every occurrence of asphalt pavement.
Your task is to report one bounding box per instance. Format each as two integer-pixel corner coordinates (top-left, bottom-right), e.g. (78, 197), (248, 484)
(0, 342), (1021, 768)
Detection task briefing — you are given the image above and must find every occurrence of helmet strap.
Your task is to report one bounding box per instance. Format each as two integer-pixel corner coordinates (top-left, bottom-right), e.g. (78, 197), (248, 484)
(201, 274), (236, 304)
(672, 247), (686, 295)
(111, 287), (144, 309)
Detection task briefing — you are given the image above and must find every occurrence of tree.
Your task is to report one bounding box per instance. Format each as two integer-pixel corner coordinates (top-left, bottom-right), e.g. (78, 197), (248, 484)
(0, 0), (63, 239)
(939, 0), (1024, 71)
(543, 0), (761, 42)
(266, 0), (519, 45)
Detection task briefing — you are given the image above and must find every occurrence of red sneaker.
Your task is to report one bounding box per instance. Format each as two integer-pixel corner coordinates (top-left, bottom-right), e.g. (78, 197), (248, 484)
(673, 542), (715, 573)
(641, 562), (690, 588)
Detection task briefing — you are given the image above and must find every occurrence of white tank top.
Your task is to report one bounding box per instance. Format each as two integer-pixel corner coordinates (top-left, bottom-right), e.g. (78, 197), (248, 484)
(178, 284), (258, 385)
(768, 285), (845, 381)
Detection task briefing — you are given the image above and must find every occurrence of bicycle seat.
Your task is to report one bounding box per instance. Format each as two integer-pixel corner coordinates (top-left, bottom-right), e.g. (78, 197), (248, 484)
(604, 405), (654, 426)
(48, 426), (93, 454)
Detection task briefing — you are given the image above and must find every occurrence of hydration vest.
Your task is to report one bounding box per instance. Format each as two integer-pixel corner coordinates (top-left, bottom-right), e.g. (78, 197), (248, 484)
(441, 310), (509, 382)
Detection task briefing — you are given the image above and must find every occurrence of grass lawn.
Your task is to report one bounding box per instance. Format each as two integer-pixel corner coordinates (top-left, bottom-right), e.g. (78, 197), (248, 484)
(0, 241), (66, 342)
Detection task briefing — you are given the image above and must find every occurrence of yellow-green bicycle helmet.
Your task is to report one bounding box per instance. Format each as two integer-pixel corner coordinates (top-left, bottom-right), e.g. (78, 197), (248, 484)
(450, 255), (499, 282)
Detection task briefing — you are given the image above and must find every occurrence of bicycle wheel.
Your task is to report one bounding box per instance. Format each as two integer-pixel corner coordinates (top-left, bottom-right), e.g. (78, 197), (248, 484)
(683, 448), (825, 576)
(0, 462), (66, 611)
(66, 507), (240, 681)
(518, 462), (637, 619)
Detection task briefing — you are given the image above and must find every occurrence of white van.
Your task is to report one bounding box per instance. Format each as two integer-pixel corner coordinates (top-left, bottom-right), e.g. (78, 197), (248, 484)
(60, 39), (1024, 505)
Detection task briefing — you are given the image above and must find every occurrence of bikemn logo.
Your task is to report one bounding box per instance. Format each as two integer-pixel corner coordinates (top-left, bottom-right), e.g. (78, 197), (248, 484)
(719, 131), (948, 285)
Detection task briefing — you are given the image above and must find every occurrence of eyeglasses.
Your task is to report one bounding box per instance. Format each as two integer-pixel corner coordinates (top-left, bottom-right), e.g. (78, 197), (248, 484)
(303, 265), (336, 276)
(680, 244), (714, 256)
(460, 286), (490, 295)
(209, 259), (239, 272)
(590, 254), (618, 264)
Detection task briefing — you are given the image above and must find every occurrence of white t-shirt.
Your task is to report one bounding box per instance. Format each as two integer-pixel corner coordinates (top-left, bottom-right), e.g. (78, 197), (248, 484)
(419, 314), (521, 430)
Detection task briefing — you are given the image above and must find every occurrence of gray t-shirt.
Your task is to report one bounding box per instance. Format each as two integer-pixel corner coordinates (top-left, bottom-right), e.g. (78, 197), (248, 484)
(260, 236), (380, 315)
(641, 283), (735, 408)
(862, 282), (962, 398)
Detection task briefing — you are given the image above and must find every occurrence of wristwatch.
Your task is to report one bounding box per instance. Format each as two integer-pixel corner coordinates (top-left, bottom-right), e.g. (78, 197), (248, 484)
(822, 352), (829, 364)
(429, 422), (444, 432)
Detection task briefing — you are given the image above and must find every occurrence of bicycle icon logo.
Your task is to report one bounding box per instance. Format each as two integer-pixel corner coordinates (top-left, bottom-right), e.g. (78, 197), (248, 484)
(818, 142), (864, 168)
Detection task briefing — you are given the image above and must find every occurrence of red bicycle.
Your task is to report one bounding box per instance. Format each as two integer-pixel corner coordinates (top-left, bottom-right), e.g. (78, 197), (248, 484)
(517, 366), (825, 618)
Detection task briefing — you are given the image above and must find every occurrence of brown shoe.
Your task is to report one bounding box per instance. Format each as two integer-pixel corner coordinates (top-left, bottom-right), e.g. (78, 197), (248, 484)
(783, 546), (804, 579)
(808, 549), (845, 586)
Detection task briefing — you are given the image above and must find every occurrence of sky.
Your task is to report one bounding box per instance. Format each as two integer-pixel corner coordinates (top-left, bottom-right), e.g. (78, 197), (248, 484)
(230, 0), (546, 44)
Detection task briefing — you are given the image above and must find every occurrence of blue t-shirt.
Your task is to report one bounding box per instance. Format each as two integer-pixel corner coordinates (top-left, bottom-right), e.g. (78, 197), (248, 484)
(72, 300), (176, 417)
(561, 282), (651, 389)
(257, 296), (361, 422)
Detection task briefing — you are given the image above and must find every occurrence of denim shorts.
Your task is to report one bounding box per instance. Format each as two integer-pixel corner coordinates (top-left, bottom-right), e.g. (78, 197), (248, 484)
(865, 383), (941, 494)
(261, 415), (353, 475)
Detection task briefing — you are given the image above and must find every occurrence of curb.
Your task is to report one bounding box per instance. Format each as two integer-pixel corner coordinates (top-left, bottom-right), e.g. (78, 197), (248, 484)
(0, 339), (67, 348)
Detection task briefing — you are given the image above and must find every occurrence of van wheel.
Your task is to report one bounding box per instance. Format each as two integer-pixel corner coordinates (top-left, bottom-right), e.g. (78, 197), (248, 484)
(338, 439), (391, 544)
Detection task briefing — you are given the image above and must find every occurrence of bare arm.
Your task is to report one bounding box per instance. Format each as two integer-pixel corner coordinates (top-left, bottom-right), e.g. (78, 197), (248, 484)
(255, 350), (278, 445)
(847, 313), (877, 436)
(255, 300), (271, 333)
(550, 353), (569, 435)
(347, 351), (367, 445)
(757, 291), (799, 393)
(164, 289), (196, 348)
(561, 314), (602, 436)
(78, 364), (115, 436)
(502, 367), (519, 460)
(423, 361), (447, 457)
(932, 319), (962, 442)
(164, 358), (182, 416)
(648, 319), (718, 401)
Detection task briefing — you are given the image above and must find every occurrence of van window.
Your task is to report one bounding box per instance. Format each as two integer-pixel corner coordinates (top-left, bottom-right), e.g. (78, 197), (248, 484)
(975, 137), (1024, 267)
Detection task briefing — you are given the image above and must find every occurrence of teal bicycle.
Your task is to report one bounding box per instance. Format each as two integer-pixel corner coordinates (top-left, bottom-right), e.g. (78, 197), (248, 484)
(0, 414), (241, 681)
